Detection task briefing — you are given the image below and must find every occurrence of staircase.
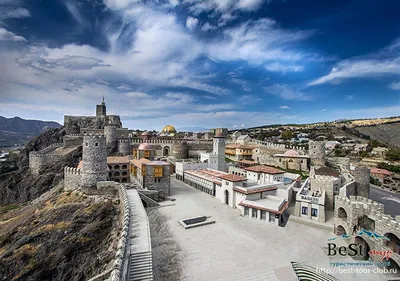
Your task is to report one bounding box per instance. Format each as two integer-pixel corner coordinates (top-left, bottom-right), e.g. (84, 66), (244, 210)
(128, 251), (153, 281)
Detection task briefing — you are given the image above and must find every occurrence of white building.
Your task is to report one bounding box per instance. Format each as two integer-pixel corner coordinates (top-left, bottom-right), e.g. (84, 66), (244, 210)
(180, 164), (294, 226)
(236, 134), (251, 145)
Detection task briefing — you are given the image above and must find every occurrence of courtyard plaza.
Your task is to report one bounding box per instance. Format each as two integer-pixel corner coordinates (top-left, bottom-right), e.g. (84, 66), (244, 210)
(147, 177), (393, 281)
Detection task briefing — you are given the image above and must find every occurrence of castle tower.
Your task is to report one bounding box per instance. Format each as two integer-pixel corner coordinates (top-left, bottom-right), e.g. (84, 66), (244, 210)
(209, 128), (226, 172)
(172, 141), (188, 159)
(309, 140), (325, 167)
(104, 124), (117, 149)
(352, 166), (370, 198)
(81, 134), (107, 188)
(96, 97), (107, 119)
(118, 138), (131, 156)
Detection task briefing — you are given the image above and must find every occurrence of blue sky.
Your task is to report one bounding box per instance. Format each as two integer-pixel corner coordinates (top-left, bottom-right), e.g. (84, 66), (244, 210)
(0, 0), (399, 131)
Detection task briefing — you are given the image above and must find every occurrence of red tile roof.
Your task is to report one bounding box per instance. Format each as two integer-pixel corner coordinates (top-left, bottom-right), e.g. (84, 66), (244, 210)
(244, 165), (284, 174)
(219, 174), (247, 182)
(238, 201), (288, 214)
(233, 186), (277, 195)
(107, 156), (130, 164)
(370, 168), (392, 176)
(130, 158), (151, 167)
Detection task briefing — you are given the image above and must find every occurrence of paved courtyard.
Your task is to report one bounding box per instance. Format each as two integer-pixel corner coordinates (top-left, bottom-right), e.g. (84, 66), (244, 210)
(147, 177), (397, 281)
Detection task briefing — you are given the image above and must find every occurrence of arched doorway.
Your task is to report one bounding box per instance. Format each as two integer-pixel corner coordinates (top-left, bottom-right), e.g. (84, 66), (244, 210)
(384, 233), (400, 254)
(355, 236), (370, 260)
(337, 207), (348, 222)
(336, 225), (347, 236)
(224, 190), (229, 205)
(163, 146), (170, 156)
(386, 258), (400, 273)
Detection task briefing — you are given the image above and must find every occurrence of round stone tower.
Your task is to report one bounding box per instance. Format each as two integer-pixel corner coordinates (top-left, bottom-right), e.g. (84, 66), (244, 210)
(81, 134), (108, 188)
(172, 141), (188, 159)
(353, 166), (370, 198)
(118, 138), (131, 156)
(309, 140), (326, 167)
(104, 125), (117, 150)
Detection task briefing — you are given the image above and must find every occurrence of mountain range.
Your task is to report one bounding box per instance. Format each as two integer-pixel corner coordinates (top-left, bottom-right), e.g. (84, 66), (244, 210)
(0, 116), (61, 147)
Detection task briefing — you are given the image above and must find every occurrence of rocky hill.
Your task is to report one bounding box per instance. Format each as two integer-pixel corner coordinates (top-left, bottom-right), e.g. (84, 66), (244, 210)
(0, 189), (118, 281)
(355, 123), (400, 148)
(0, 116), (61, 147)
(0, 127), (81, 205)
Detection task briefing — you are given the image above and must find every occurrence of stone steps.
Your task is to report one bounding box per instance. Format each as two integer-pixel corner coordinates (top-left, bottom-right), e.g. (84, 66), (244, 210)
(128, 251), (153, 281)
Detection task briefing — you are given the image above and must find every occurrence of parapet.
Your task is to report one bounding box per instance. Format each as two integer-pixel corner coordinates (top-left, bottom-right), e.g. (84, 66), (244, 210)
(64, 167), (82, 175)
(118, 138), (132, 143)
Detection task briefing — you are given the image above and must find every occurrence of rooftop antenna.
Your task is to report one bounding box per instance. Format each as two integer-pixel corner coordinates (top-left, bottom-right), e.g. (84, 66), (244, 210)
(102, 96), (105, 105)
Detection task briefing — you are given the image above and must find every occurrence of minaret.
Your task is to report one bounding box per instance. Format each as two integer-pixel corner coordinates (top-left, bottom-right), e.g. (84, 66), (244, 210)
(208, 128), (226, 172)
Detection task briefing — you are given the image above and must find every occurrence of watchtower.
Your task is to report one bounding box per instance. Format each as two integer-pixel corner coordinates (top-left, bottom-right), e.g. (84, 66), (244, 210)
(81, 134), (107, 188)
(352, 166), (370, 199)
(309, 140), (325, 167)
(104, 124), (117, 149)
(96, 97), (107, 119)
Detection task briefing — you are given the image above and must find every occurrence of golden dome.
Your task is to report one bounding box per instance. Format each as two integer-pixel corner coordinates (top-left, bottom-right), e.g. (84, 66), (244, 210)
(162, 125), (177, 134)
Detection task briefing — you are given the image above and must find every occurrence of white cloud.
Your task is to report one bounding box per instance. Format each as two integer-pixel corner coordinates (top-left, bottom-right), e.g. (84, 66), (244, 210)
(103, 0), (141, 10)
(344, 95), (354, 100)
(0, 27), (26, 41)
(0, 7), (30, 19)
(279, 105), (290, 109)
(389, 81), (400, 90)
(265, 62), (304, 73)
(186, 16), (198, 30)
(207, 19), (313, 64)
(265, 84), (312, 101)
(309, 38), (400, 86)
(201, 22), (216, 32)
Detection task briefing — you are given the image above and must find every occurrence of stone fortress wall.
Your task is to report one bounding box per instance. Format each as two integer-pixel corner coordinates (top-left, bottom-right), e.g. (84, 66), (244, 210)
(334, 195), (400, 267)
(29, 143), (64, 174)
(63, 134), (83, 147)
(64, 167), (82, 191)
(247, 139), (307, 152)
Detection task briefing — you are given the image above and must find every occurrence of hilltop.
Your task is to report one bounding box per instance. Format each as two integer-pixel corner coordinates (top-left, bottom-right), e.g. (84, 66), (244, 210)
(231, 116), (400, 148)
(0, 116), (61, 147)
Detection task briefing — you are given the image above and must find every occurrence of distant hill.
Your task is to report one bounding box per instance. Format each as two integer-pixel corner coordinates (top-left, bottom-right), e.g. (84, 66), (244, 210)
(0, 116), (61, 147)
(356, 123), (400, 148)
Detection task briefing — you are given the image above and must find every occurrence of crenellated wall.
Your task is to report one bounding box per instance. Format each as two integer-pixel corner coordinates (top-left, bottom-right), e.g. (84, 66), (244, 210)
(29, 143), (64, 174)
(63, 135), (83, 147)
(247, 139), (307, 152)
(64, 167), (82, 190)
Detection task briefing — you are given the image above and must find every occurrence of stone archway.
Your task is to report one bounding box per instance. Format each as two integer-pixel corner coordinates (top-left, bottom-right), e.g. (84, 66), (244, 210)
(354, 236), (371, 260)
(384, 232), (400, 253)
(163, 146), (170, 156)
(386, 258), (400, 273)
(337, 207), (348, 222)
(336, 225), (347, 236)
(224, 190), (229, 205)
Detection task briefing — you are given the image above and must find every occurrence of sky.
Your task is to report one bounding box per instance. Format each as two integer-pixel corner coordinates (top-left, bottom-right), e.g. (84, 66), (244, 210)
(0, 0), (399, 131)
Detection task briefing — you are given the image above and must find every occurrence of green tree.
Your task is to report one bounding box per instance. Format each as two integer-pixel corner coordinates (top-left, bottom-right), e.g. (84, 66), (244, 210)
(385, 148), (400, 162)
(280, 130), (293, 140)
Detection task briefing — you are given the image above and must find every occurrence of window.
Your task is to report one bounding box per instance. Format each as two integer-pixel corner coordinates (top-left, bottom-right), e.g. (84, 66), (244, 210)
(311, 208), (318, 217)
(244, 207), (249, 217)
(261, 210), (266, 220)
(252, 208), (257, 218)
(95, 142), (99, 147)
(154, 166), (163, 177)
(301, 206), (308, 215)
(144, 150), (150, 158)
(85, 142), (88, 146)
(225, 181), (229, 185)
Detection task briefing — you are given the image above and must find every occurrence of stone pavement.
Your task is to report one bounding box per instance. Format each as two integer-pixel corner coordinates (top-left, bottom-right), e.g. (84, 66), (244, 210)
(147, 177), (396, 281)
